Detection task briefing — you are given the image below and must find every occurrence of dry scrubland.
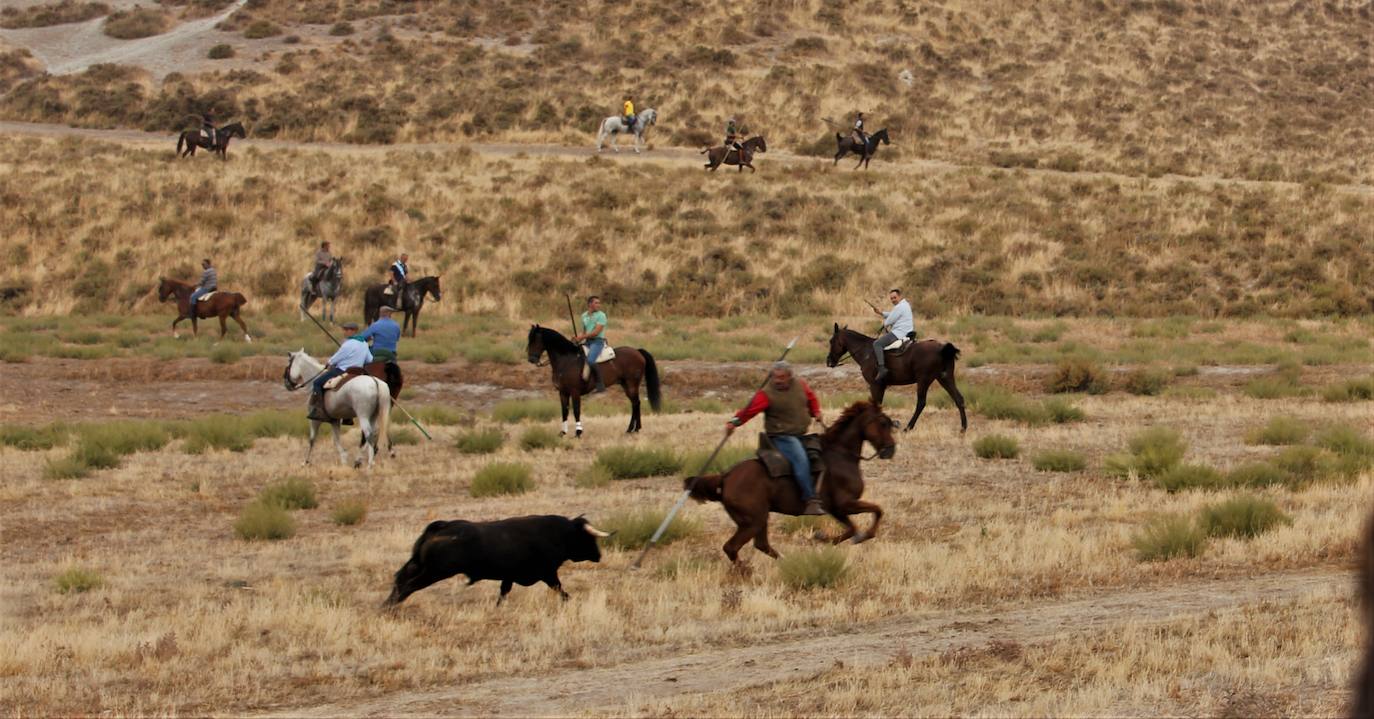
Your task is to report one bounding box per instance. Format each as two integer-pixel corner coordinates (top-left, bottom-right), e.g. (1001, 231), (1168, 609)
(0, 1), (1371, 183)
(0, 135), (1370, 319)
(3, 377), (1372, 714)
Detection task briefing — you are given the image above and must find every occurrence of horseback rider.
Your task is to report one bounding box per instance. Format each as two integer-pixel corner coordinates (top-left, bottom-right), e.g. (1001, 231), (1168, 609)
(202, 108), (217, 147)
(309, 240), (332, 293)
(851, 111), (868, 150)
(571, 295), (608, 395)
(385, 253), (409, 300)
(622, 97), (636, 131)
(360, 305), (401, 363)
(725, 361), (826, 516)
(724, 117), (744, 157)
(871, 287), (914, 384)
(189, 258), (217, 310)
(309, 322), (372, 420)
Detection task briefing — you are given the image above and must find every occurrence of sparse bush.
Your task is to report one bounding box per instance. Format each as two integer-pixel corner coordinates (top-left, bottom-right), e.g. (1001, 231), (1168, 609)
(778, 546), (850, 589)
(1031, 449), (1086, 472)
(330, 500), (367, 526)
(181, 418), (253, 453)
(44, 454), (95, 479)
(208, 344), (240, 364)
(1042, 398), (1085, 424)
(389, 428), (421, 446)
(1226, 462), (1290, 489)
(1199, 496), (1290, 539)
(1, 1), (110, 29)
(242, 19), (280, 39)
(574, 464), (612, 488)
(1132, 514), (1207, 561)
(600, 508), (697, 550)
(328, 21), (354, 36)
(258, 476), (317, 510)
(1155, 464), (1224, 493)
(518, 426), (562, 451)
(234, 501), (296, 540)
(971, 389), (1047, 425)
(1, 422), (68, 450)
(1245, 416), (1309, 446)
(77, 420), (169, 457)
(414, 405), (466, 426)
(207, 44), (234, 59)
(1045, 358), (1108, 394)
(594, 446), (683, 479)
(1322, 377), (1374, 403)
(679, 444), (755, 475)
(103, 7), (169, 39)
(1121, 367), (1170, 396)
(491, 399), (559, 423)
(470, 462), (533, 497)
(1105, 427), (1186, 479)
(54, 566), (103, 594)
(972, 434), (1020, 459)
(1314, 424), (1374, 459)
(1270, 445), (1327, 485)
(454, 427), (503, 454)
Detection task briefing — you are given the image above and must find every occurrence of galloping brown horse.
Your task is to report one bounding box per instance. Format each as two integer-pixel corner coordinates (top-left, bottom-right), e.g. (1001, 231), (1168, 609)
(157, 278), (251, 341)
(702, 135), (767, 172)
(687, 401), (896, 565)
(826, 324), (967, 433)
(525, 325), (661, 436)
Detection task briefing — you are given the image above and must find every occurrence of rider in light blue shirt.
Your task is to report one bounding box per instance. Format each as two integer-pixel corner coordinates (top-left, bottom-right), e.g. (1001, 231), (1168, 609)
(359, 306), (401, 362)
(872, 288), (914, 384)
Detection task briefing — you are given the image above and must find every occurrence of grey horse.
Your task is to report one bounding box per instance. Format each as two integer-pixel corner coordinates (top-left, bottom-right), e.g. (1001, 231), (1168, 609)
(596, 108), (657, 153)
(300, 257), (343, 323)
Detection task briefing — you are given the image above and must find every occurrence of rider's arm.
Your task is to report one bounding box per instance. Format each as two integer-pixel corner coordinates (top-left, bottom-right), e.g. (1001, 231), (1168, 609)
(800, 381), (821, 418)
(730, 390), (770, 426)
(585, 322), (605, 339)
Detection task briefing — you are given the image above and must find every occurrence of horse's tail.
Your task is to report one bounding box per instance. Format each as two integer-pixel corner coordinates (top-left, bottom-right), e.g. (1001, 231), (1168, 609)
(941, 342), (961, 372)
(685, 474), (723, 503)
(641, 349), (662, 412)
(176, 133), (185, 154)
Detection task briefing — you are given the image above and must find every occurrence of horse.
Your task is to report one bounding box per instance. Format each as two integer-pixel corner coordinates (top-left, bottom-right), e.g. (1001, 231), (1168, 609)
(300, 257), (343, 324)
(826, 323), (967, 433)
(687, 401), (896, 565)
(833, 128), (890, 170)
(702, 135), (768, 172)
(595, 108), (658, 153)
(156, 277), (252, 341)
(176, 121), (247, 160)
(282, 349), (391, 469)
(525, 325), (662, 436)
(363, 276), (441, 337)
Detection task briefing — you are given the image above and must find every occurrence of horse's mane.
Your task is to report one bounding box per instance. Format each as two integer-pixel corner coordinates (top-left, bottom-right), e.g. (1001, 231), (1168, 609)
(840, 327), (874, 342)
(531, 325), (581, 355)
(824, 401), (876, 443)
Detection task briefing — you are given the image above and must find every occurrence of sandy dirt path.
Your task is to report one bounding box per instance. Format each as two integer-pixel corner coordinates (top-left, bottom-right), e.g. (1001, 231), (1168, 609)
(257, 568), (1350, 717)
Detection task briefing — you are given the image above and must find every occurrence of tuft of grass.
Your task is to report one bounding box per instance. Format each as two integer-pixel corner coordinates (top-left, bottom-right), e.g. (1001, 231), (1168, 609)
(1031, 449), (1086, 472)
(594, 446), (683, 479)
(1042, 397), (1086, 424)
(413, 405), (467, 426)
(778, 546), (850, 589)
(1199, 496), (1290, 539)
(54, 566), (103, 594)
(600, 509), (698, 550)
(454, 427), (503, 454)
(258, 477), (317, 510)
(972, 434), (1020, 459)
(1, 422), (69, 450)
(1131, 514), (1208, 561)
(234, 501), (296, 541)
(1121, 367), (1170, 396)
(77, 420), (169, 456)
(1322, 377), (1374, 403)
(1313, 424), (1374, 459)
(678, 444), (756, 475)
(207, 43), (234, 59)
(181, 418), (253, 453)
(389, 428), (421, 446)
(1243, 365), (1307, 399)
(574, 464), (612, 488)
(1106, 427), (1187, 479)
(469, 462), (533, 497)
(44, 454), (94, 480)
(330, 500), (367, 526)
(1045, 358), (1109, 394)
(971, 388), (1048, 425)
(518, 426), (562, 451)
(103, 7), (168, 39)
(208, 344), (240, 364)
(1226, 462), (1291, 489)
(1155, 464), (1224, 493)
(1245, 416), (1309, 446)
(491, 399), (560, 423)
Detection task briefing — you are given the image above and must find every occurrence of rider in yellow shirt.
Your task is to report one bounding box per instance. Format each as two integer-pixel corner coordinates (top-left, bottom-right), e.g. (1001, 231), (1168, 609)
(623, 98), (636, 130)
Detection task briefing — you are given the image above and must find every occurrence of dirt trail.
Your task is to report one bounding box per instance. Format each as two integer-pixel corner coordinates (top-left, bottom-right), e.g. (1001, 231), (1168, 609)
(258, 568), (1350, 717)
(0, 120), (1368, 196)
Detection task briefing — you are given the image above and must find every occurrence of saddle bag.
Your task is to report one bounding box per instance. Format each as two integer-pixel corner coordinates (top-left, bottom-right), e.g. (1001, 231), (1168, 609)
(596, 345), (617, 364)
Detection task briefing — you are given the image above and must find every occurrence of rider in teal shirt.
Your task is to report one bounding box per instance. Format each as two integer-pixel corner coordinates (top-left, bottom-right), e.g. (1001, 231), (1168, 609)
(573, 295), (608, 394)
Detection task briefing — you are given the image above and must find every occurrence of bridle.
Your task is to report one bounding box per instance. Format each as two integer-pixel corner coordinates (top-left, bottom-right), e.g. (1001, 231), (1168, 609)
(283, 354), (328, 392)
(817, 414), (895, 461)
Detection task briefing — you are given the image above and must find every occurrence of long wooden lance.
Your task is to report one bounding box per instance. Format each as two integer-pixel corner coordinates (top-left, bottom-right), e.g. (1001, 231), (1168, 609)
(630, 335), (799, 570)
(303, 309), (433, 440)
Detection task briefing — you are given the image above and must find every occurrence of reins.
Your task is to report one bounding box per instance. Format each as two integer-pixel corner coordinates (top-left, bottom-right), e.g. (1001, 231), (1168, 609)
(284, 360), (328, 392)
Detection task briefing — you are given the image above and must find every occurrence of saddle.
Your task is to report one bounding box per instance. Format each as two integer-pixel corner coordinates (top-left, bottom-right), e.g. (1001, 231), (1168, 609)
(756, 433), (825, 483)
(195, 291), (217, 302)
(883, 332), (918, 355)
(322, 367), (368, 391)
(594, 345), (616, 364)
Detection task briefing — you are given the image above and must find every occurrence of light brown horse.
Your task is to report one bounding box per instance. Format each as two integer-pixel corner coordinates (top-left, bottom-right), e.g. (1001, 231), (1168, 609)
(687, 401), (896, 565)
(157, 278), (251, 341)
(826, 324), (967, 433)
(525, 325), (661, 436)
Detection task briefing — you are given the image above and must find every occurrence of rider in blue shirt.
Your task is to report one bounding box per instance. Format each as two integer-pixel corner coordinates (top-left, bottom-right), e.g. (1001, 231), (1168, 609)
(360, 306), (402, 362)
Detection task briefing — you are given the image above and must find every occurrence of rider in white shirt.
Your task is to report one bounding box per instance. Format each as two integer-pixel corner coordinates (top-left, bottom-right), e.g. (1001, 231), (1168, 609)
(871, 287), (913, 384)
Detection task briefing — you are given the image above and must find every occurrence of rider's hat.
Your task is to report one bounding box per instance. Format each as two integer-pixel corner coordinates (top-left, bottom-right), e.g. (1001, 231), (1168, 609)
(378, 306), (394, 315)
(341, 322), (360, 331)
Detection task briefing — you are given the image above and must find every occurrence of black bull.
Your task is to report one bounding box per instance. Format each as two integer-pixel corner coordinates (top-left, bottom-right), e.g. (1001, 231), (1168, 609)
(386, 515), (613, 606)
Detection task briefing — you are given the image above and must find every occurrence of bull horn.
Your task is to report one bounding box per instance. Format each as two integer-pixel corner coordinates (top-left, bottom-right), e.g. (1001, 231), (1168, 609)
(583, 523), (612, 538)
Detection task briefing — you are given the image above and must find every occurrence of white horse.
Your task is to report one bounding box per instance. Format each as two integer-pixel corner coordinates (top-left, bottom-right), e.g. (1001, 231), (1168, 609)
(300, 257), (343, 324)
(283, 349), (391, 469)
(596, 108), (657, 153)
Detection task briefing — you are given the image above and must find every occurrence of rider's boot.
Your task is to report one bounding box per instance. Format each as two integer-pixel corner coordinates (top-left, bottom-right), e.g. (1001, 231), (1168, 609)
(588, 362), (607, 394)
(802, 497), (825, 516)
(307, 392), (330, 421)
(874, 357), (889, 384)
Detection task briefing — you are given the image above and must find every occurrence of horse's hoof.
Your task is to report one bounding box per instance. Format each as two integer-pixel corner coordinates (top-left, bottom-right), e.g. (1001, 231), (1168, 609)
(244, 335), (253, 343)
(575, 430), (583, 438)
(851, 532), (869, 544)
(353, 459), (363, 469)
(559, 431), (567, 437)
(812, 530), (829, 542)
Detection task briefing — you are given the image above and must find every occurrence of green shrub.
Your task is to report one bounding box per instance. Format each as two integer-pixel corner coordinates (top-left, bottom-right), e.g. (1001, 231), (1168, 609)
(103, 7), (168, 38)
(679, 444), (755, 475)
(1106, 427), (1187, 479)
(491, 399), (560, 423)
(778, 546), (850, 589)
(54, 566), (103, 594)
(258, 476), (317, 510)
(470, 462), (533, 497)
(234, 501), (296, 541)
(242, 410), (307, 439)
(1031, 449), (1086, 472)
(1199, 496), (1290, 539)
(972, 434), (1020, 459)
(330, 500), (367, 526)
(454, 427), (503, 454)
(971, 389), (1047, 425)
(77, 421), (169, 456)
(207, 43), (234, 59)
(414, 405), (466, 426)
(779, 515), (830, 535)
(1322, 377), (1374, 402)
(1042, 398), (1086, 423)
(242, 19), (281, 39)
(1244, 366), (1307, 399)
(574, 464), (612, 488)
(600, 509), (697, 550)
(1245, 416), (1309, 446)
(594, 446), (683, 479)
(1314, 424), (1374, 459)
(0, 423), (68, 450)
(1131, 514), (1207, 561)
(518, 426), (562, 451)
(328, 20), (355, 35)
(0, 346), (30, 363)
(1045, 358), (1108, 394)
(1226, 462), (1290, 489)
(1121, 367), (1170, 396)
(208, 344), (240, 364)
(389, 428), (421, 446)
(1270, 446), (1328, 485)
(44, 455), (94, 480)
(181, 418), (253, 453)
(1155, 464), (1224, 492)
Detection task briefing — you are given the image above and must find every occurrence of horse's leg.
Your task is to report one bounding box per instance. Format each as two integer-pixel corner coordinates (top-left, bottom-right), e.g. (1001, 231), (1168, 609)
(356, 409), (375, 470)
(936, 375), (969, 433)
(722, 519), (756, 565)
(828, 510), (858, 544)
(869, 380), (887, 408)
(906, 380), (930, 432)
(330, 420), (347, 465)
(844, 500), (883, 543)
(573, 392), (583, 438)
(752, 519), (780, 560)
(171, 315), (183, 338)
(217, 313), (228, 341)
(304, 420), (320, 465)
(232, 311), (251, 342)
(559, 391), (570, 436)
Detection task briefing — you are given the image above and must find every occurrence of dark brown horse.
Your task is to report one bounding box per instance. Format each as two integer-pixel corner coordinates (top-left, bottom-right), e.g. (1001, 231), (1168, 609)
(176, 121), (246, 160)
(834, 128), (889, 169)
(687, 401), (896, 565)
(157, 278), (251, 341)
(702, 135), (767, 172)
(826, 323), (967, 433)
(525, 325), (661, 436)
(1354, 509), (1374, 718)
(363, 276), (441, 337)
